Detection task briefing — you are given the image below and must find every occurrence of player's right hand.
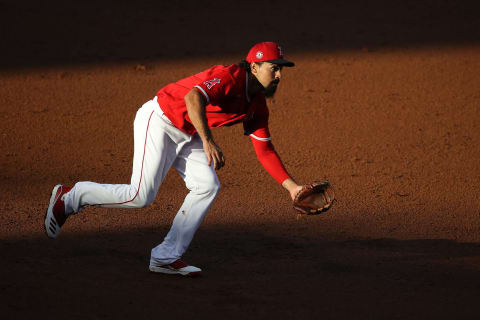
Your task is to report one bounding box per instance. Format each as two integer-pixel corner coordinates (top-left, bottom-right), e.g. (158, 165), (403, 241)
(203, 139), (225, 170)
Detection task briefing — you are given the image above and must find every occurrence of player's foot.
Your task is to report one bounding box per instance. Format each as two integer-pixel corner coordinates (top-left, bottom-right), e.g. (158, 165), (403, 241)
(44, 184), (72, 239)
(149, 259), (202, 276)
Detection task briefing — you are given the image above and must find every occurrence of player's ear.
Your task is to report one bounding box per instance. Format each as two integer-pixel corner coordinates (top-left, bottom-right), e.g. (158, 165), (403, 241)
(250, 62), (259, 75)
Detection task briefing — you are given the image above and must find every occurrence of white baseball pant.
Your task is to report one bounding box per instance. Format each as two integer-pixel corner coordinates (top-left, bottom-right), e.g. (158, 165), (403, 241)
(63, 97), (220, 265)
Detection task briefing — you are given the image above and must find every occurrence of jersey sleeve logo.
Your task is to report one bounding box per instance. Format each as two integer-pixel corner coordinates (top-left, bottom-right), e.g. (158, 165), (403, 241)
(204, 78), (221, 89)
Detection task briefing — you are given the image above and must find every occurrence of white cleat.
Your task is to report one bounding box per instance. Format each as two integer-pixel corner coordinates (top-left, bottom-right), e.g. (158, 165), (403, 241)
(149, 259), (202, 276)
(44, 184), (72, 239)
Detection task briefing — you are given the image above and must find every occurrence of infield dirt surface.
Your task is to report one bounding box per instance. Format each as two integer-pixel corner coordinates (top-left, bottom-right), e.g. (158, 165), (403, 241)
(1, 1), (480, 319)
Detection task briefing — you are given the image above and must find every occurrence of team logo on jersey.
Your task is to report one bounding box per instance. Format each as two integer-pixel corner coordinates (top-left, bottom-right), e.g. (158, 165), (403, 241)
(256, 51), (263, 59)
(204, 78), (221, 89)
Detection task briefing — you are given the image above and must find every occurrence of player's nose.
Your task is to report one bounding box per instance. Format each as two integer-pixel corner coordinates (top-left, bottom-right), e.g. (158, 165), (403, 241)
(275, 69), (282, 80)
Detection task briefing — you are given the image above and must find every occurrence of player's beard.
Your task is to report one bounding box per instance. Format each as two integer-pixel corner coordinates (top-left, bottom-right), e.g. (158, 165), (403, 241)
(264, 80), (279, 98)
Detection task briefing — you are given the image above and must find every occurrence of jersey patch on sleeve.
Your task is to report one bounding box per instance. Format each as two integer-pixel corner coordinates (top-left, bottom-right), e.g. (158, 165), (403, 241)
(204, 78), (221, 89)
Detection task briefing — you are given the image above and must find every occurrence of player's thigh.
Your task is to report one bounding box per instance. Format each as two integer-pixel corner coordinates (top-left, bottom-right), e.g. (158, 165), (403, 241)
(131, 102), (177, 198)
(173, 136), (220, 194)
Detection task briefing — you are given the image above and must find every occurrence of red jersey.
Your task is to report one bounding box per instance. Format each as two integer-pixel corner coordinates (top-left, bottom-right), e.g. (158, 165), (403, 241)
(155, 64), (289, 184)
(156, 64), (269, 138)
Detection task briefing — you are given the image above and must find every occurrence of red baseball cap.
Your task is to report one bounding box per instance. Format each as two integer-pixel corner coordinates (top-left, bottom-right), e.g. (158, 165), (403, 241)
(246, 41), (295, 67)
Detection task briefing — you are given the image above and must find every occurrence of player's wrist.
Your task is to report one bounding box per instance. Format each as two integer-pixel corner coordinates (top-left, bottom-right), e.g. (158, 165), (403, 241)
(198, 129), (214, 143)
(282, 178), (300, 196)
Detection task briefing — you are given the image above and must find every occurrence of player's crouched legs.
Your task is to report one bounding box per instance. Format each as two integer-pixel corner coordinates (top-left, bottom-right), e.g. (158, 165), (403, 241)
(149, 172), (220, 273)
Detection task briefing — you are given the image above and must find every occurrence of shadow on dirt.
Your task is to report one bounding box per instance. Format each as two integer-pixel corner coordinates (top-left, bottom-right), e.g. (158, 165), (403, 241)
(1, 0), (479, 70)
(2, 227), (480, 319)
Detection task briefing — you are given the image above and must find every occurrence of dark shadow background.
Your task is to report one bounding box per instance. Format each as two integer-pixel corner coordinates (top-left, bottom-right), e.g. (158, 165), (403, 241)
(2, 227), (480, 319)
(1, 0), (480, 70)
(2, 1), (480, 318)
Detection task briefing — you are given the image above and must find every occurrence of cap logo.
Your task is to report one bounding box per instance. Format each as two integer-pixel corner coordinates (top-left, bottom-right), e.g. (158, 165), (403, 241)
(278, 46), (283, 57)
(256, 51), (263, 59)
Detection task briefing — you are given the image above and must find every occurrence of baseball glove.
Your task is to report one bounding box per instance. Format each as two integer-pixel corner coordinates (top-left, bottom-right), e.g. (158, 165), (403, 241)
(293, 181), (335, 215)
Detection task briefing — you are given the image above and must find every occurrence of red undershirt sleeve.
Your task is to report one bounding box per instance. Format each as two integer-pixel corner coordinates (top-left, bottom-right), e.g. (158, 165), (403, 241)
(244, 98), (290, 184)
(249, 137), (290, 184)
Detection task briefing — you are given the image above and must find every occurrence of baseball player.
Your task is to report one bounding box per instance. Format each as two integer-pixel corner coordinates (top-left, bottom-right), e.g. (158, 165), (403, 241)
(45, 41), (303, 276)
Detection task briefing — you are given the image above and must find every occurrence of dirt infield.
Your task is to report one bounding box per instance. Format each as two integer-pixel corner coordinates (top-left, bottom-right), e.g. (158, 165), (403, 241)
(1, 1), (480, 319)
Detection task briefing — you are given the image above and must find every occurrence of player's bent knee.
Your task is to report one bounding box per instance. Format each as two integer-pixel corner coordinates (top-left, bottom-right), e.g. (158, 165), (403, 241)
(207, 177), (221, 196)
(208, 180), (221, 195)
(195, 178), (220, 196)
(130, 193), (154, 208)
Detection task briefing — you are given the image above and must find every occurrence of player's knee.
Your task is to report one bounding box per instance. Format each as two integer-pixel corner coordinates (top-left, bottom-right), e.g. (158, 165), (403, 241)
(207, 179), (221, 196)
(197, 177), (220, 196)
(131, 198), (150, 208)
(131, 192), (154, 208)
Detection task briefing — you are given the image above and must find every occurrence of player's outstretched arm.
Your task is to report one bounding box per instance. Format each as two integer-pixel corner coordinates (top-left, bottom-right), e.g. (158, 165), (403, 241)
(185, 88), (225, 170)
